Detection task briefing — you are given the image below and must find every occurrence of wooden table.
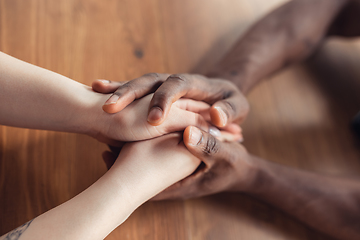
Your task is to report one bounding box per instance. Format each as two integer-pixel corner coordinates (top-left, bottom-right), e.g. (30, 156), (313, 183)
(1, 0), (360, 239)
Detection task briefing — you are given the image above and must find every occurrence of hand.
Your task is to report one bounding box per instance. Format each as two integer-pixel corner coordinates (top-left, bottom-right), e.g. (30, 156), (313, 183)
(105, 133), (201, 201)
(153, 126), (255, 200)
(91, 94), (223, 143)
(103, 126), (254, 200)
(92, 73), (249, 128)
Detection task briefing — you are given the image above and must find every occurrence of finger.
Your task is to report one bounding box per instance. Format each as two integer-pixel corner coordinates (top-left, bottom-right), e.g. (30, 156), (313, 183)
(175, 99), (243, 129)
(164, 108), (210, 134)
(102, 151), (116, 170)
(221, 123), (242, 135)
(183, 126), (226, 166)
(174, 99), (210, 113)
(103, 73), (170, 114)
(210, 93), (249, 127)
(175, 99), (211, 122)
(92, 80), (125, 93)
(218, 131), (243, 142)
(147, 74), (248, 126)
(147, 74), (205, 125)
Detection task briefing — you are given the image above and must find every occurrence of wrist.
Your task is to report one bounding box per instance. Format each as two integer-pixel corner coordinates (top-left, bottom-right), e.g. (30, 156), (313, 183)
(107, 161), (167, 207)
(103, 167), (145, 212)
(73, 87), (111, 138)
(236, 155), (274, 195)
(229, 153), (266, 193)
(206, 55), (258, 94)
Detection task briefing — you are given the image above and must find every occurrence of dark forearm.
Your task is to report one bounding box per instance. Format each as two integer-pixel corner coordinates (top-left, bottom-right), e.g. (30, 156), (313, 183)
(243, 156), (360, 240)
(207, 0), (349, 94)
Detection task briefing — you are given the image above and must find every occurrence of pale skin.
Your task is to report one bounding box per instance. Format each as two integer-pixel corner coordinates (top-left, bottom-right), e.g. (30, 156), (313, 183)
(0, 51), (228, 146)
(0, 50), (238, 239)
(2, 0), (360, 239)
(96, 0), (360, 239)
(0, 133), (201, 240)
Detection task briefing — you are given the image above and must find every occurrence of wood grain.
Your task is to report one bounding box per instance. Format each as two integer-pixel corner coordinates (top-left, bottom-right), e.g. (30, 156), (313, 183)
(1, 0), (359, 239)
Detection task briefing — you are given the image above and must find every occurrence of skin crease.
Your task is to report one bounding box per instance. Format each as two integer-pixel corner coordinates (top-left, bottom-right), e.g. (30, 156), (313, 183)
(98, 0), (360, 239)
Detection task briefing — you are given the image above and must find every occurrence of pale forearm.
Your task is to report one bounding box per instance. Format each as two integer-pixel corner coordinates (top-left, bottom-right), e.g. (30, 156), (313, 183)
(244, 156), (360, 240)
(208, 0), (349, 94)
(0, 168), (144, 240)
(0, 134), (200, 240)
(0, 52), (104, 135)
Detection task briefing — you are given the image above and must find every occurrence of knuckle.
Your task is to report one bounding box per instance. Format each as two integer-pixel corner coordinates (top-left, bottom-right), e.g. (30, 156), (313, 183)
(223, 100), (236, 114)
(218, 81), (239, 94)
(115, 82), (136, 98)
(152, 91), (170, 106)
(122, 81), (135, 91)
(168, 74), (191, 84)
(138, 73), (166, 94)
(142, 73), (162, 85)
(142, 73), (165, 85)
(143, 72), (160, 79)
(113, 91), (122, 97)
(202, 135), (219, 156)
(221, 91), (233, 99)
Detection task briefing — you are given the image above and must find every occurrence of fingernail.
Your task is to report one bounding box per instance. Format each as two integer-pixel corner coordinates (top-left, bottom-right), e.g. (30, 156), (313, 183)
(214, 106), (227, 127)
(188, 127), (203, 146)
(104, 94), (119, 105)
(209, 126), (221, 137)
(147, 107), (163, 124)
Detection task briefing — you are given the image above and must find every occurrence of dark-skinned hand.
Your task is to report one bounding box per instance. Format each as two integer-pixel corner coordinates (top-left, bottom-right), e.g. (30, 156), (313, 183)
(92, 73), (249, 129)
(102, 126), (254, 200)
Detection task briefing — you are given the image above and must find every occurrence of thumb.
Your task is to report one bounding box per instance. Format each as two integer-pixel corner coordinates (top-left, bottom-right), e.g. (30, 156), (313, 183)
(183, 126), (222, 165)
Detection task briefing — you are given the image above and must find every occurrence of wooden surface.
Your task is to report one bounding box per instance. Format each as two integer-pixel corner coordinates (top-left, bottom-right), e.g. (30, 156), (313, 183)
(1, 0), (360, 239)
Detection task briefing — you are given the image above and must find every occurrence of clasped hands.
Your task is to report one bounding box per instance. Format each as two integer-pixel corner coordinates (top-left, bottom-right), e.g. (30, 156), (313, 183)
(90, 73), (254, 200)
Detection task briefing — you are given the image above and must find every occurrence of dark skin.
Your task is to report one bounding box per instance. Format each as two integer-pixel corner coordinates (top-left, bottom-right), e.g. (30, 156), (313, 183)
(94, 0), (360, 239)
(93, 73), (249, 128)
